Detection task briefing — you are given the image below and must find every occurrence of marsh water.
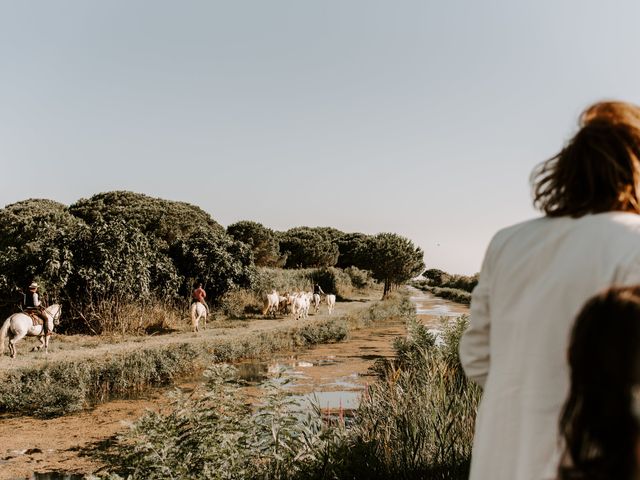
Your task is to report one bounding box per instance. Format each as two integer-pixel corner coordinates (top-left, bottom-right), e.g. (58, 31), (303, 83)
(233, 287), (468, 412)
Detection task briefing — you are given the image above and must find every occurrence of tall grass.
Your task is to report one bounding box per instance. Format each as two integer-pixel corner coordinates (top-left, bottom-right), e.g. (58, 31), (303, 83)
(346, 316), (480, 479)
(97, 305), (480, 479)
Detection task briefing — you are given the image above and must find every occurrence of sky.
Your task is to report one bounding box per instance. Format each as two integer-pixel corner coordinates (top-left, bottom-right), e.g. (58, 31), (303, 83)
(1, 1), (640, 274)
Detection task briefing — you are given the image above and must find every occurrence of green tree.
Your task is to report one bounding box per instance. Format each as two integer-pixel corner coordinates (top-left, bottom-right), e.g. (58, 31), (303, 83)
(69, 191), (224, 249)
(359, 233), (425, 298)
(422, 268), (450, 287)
(335, 232), (371, 268)
(227, 220), (280, 267)
(65, 220), (180, 302)
(278, 227), (339, 268)
(171, 229), (255, 303)
(0, 199), (82, 309)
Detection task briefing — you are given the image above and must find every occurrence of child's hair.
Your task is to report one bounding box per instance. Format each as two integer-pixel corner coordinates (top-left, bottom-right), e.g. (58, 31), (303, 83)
(559, 285), (640, 479)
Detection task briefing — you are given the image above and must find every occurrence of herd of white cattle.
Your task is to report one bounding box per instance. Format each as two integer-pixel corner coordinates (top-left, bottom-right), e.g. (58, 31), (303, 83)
(263, 290), (336, 320)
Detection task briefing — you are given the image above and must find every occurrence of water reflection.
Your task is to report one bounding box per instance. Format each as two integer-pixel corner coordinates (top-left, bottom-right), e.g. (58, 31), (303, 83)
(31, 473), (85, 480)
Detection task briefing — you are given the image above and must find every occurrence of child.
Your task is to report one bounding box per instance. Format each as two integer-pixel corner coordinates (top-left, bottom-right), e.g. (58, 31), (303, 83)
(558, 286), (640, 480)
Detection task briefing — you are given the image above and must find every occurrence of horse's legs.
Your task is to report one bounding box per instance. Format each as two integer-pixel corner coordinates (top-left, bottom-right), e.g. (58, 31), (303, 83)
(32, 335), (45, 352)
(9, 331), (27, 358)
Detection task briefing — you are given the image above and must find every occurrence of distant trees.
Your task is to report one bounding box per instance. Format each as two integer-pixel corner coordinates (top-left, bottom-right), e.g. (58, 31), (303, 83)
(422, 269), (479, 293)
(227, 221), (280, 267)
(359, 233), (425, 298)
(278, 227), (340, 268)
(0, 191), (428, 332)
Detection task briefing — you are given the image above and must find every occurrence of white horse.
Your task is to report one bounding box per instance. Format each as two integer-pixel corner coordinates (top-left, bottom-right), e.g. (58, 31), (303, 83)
(326, 294), (336, 315)
(0, 304), (62, 358)
(312, 293), (321, 313)
(190, 302), (207, 332)
(263, 290), (280, 318)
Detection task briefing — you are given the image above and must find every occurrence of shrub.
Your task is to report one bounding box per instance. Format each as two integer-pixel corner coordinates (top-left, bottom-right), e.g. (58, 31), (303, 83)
(309, 267), (353, 298)
(344, 266), (375, 290)
(219, 289), (263, 319)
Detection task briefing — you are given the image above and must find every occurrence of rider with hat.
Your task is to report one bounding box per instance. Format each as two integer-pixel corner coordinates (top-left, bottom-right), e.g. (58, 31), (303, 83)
(23, 282), (50, 336)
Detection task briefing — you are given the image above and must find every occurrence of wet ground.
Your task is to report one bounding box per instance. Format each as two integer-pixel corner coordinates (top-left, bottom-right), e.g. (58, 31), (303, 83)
(235, 287), (468, 412)
(0, 289), (467, 479)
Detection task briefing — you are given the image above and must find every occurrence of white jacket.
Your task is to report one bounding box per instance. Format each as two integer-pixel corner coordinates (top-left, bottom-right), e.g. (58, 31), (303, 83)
(460, 212), (640, 480)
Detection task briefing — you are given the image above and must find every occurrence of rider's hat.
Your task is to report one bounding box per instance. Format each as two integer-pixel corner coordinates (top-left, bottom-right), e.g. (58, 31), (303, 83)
(29, 282), (38, 289)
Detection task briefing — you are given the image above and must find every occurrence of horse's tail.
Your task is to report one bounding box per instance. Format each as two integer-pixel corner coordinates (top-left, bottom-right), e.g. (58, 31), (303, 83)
(0, 316), (11, 355)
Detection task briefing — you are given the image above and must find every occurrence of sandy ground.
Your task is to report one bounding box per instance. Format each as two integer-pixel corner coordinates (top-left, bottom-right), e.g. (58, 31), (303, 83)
(0, 289), (467, 479)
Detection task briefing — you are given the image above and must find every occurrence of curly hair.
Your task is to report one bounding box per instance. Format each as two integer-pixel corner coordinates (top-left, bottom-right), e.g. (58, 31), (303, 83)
(532, 101), (640, 217)
(559, 286), (640, 480)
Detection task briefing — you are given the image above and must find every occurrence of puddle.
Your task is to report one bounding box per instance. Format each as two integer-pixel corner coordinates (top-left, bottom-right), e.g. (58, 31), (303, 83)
(292, 390), (362, 411)
(235, 288), (468, 411)
(409, 287), (468, 325)
(31, 473), (85, 480)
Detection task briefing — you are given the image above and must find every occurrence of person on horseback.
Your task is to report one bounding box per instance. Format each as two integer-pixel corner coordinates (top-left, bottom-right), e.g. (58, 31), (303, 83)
(192, 283), (209, 315)
(313, 283), (325, 296)
(23, 282), (50, 336)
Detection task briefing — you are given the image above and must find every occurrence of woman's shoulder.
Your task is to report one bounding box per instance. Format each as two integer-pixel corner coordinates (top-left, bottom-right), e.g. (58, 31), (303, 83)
(489, 216), (549, 247)
(492, 213), (640, 241)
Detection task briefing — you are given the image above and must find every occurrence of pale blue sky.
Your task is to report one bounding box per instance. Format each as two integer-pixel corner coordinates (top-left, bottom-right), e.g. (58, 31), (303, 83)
(1, 1), (639, 273)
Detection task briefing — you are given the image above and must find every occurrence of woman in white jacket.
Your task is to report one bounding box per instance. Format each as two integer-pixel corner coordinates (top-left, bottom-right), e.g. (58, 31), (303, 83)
(460, 101), (640, 480)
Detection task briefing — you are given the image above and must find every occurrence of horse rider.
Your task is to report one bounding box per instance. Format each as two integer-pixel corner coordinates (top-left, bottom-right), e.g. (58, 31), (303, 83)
(23, 282), (50, 336)
(192, 283), (209, 315)
(313, 283), (325, 297)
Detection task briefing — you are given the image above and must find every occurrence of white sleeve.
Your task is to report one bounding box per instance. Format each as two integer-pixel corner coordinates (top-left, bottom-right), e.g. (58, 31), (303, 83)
(615, 255), (640, 285)
(33, 293), (41, 307)
(459, 239), (494, 388)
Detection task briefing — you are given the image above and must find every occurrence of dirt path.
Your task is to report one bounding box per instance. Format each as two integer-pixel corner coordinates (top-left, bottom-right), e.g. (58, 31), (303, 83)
(0, 294), (373, 373)
(0, 295), (378, 479)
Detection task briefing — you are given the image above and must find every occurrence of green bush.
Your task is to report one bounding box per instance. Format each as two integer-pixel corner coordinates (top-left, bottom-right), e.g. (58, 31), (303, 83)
(420, 269), (479, 293)
(309, 267), (352, 298)
(344, 266), (375, 290)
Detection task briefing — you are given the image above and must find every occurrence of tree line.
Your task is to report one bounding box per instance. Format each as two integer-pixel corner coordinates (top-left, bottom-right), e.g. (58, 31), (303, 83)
(0, 191), (424, 332)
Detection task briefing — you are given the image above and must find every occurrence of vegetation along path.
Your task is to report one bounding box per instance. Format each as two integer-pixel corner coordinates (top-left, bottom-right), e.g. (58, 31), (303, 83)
(0, 292), (385, 479)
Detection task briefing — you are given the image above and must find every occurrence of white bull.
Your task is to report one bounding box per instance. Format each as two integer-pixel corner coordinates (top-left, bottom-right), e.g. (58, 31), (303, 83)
(292, 292), (311, 320)
(312, 293), (321, 313)
(263, 290), (280, 318)
(326, 294), (336, 315)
